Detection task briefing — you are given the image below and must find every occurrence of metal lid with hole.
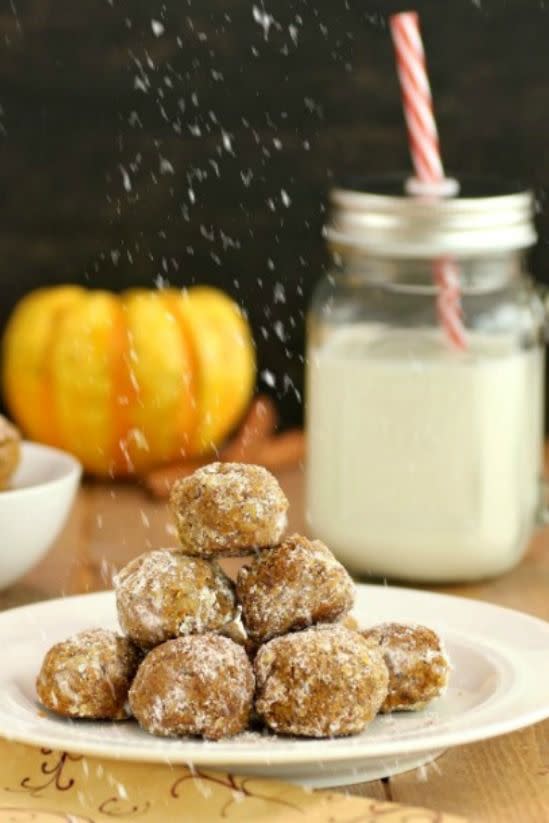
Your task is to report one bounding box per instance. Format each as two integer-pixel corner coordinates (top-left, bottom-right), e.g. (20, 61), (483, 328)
(324, 174), (537, 258)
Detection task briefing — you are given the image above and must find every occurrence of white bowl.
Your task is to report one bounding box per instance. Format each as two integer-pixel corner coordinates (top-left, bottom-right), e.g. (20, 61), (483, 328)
(0, 442), (81, 588)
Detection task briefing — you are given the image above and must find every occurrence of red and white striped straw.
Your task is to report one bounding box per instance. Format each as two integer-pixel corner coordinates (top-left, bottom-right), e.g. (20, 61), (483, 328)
(390, 11), (467, 350)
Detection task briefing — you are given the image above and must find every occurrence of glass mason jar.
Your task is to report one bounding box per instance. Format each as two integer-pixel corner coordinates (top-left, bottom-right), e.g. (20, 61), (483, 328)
(306, 175), (545, 583)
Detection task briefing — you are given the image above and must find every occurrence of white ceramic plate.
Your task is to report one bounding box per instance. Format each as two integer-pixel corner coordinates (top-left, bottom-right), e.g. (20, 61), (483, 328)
(2, 585), (548, 787)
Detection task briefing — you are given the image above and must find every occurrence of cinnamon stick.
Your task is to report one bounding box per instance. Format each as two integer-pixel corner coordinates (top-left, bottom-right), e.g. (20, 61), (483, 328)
(222, 394), (278, 461)
(252, 429), (306, 471)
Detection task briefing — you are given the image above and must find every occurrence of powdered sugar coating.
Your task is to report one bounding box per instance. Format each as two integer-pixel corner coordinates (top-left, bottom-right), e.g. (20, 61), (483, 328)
(254, 625), (389, 738)
(218, 606), (258, 659)
(36, 628), (141, 720)
(129, 634), (255, 740)
(362, 623), (450, 712)
(169, 462), (288, 557)
(237, 534), (355, 643)
(114, 549), (236, 649)
(0, 414), (20, 489)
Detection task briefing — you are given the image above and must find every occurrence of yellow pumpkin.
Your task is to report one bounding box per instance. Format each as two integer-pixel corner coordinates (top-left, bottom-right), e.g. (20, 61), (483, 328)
(1, 285), (255, 476)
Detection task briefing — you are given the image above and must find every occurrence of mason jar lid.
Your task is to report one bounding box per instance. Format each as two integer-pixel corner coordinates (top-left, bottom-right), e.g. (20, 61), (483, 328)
(325, 174), (537, 258)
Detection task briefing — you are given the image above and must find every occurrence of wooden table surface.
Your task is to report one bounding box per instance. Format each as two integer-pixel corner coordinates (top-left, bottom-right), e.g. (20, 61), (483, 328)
(2, 465), (548, 823)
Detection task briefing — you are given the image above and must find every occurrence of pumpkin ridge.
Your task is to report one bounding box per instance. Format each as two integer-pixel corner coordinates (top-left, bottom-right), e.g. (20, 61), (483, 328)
(160, 289), (200, 459)
(109, 298), (138, 476)
(40, 293), (84, 449)
(181, 287), (256, 456)
(1, 286), (84, 446)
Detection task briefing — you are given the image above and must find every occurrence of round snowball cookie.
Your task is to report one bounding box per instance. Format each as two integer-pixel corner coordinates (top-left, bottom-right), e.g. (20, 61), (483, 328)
(114, 549), (236, 649)
(236, 534), (355, 644)
(254, 625), (389, 738)
(129, 634), (255, 740)
(0, 415), (21, 490)
(362, 623), (450, 712)
(169, 462), (288, 557)
(36, 629), (141, 719)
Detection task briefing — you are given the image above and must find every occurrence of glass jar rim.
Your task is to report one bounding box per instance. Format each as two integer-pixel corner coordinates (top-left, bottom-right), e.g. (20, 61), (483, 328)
(325, 173), (537, 258)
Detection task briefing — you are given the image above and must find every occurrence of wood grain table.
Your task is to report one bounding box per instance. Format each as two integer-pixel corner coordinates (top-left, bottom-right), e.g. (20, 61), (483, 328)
(2, 466), (548, 823)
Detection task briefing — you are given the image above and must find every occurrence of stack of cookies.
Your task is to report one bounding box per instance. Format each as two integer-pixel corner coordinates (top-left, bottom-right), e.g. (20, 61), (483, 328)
(36, 462), (450, 740)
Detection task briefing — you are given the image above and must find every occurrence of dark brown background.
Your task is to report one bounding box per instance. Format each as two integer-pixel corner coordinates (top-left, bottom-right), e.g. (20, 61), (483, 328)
(0, 0), (548, 426)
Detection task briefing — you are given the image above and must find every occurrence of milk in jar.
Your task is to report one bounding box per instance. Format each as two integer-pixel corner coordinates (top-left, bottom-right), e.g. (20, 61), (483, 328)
(306, 176), (545, 581)
(307, 327), (544, 581)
